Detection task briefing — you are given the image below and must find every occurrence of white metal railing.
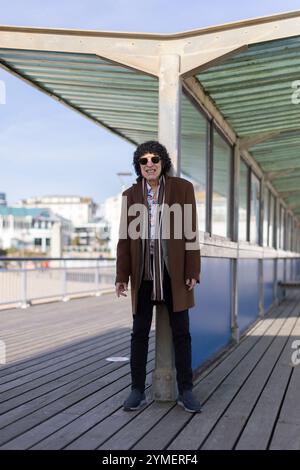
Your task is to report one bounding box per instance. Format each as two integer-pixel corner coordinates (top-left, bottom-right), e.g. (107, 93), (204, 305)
(0, 257), (116, 309)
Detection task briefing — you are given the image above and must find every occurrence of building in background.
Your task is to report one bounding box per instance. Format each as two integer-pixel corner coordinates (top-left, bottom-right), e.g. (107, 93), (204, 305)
(65, 217), (110, 256)
(17, 194), (111, 256)
(0, 193), (7, 206)
(0, 206), (72, 254)
(18, 195), (97, 226)
(99, 193), (122, 258)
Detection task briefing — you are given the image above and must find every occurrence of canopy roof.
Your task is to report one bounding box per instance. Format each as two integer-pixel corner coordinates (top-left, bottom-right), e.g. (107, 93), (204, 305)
(197, 36), (300, 215)
(1, 10), (300, 216)
(0, 48), (159, 144)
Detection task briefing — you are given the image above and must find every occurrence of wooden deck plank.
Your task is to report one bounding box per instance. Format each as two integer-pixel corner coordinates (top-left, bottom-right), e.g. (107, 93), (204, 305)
(29, 291), (295, 451)
(0, 296), (288, 450)
(0, 342), (154, 433)
(0, 329), (131, 384)
(0, 358), (155, 450)
(88, 297), (298, 451)
(0, 341), (146, 425)
(68, 402), (173, 451)
(33, 388), (161, 450)
(3, 311), (131, 360)
(0, 306), (143, 376)
(0, 292), (300, 450)
(235, 314), (300, 450)
(0, 294), (126, 336)
(167, 295), (299, 450)
(269, 423), (300, 450)
(269, 332), (300, 449)
(0, 333), (133, 396)
(201, 314), (298, 449)
(0, 340), (154, 416)
(0, 294), (132, 363)
(134, 298), (298, 451)
(191, 298), (290, 391)
(0, 328), (127, 376)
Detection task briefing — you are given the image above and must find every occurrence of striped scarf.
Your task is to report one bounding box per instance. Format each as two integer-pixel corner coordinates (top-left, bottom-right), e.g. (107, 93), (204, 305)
(142, 175), (166, 302)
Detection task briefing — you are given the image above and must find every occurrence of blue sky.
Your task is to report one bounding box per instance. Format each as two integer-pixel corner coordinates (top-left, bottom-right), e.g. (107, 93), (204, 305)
(1, 0), (300, 206)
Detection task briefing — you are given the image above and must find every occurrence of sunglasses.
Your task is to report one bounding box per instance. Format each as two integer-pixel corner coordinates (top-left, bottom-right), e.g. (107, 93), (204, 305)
(139, 156), (161, 165)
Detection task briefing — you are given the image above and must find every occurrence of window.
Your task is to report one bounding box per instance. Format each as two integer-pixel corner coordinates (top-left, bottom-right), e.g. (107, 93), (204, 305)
(268, 193), (275, 248)
(250, 173), (260, 244)
(239, 159), (248, 242)
(181, 93), (207, 232)
(279, 206), (285, 249)
(263, 187), (269, 246)
(286, 214), (292, 250)
(212, 128), (232, 238)
(292, 218), (297, 252)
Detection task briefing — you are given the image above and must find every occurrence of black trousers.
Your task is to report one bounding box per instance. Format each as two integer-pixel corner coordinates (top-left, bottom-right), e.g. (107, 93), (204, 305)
(130, 263), (193, 395)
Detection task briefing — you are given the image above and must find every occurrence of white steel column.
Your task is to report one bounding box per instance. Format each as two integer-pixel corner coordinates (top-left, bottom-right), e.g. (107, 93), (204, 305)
(231, 140), (240, 343)
(152, 54), (181, 402)
(158, 54), (181, 175)
(259, 178), (266, 318)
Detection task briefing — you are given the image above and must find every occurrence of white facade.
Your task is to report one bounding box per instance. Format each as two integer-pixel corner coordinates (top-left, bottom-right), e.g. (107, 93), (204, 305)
(101, 193), (122, 258)
(0, 207), (72, 253)
(18, 195), (97, 227)
(67, 218), (110, 255)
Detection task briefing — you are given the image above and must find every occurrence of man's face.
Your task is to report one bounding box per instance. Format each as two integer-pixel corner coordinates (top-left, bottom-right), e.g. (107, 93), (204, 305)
(139, 153), (162, 183)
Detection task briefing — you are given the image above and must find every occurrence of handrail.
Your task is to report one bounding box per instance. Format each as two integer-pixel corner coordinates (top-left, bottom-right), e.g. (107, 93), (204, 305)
(0, 258), (116, 309)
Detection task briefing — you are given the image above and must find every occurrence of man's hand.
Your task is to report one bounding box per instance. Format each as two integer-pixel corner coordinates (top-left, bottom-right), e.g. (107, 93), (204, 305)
(185, 278), (197, 291)
(116, 282), (128, 297)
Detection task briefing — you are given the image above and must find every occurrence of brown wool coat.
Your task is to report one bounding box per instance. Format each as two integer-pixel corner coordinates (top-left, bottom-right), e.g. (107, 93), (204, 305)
(115, 174), (201, 315)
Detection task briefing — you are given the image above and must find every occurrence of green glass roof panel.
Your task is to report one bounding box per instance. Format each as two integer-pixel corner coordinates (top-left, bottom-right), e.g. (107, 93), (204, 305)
(0, 48), (158, 145)
(197, 36), (300, 213)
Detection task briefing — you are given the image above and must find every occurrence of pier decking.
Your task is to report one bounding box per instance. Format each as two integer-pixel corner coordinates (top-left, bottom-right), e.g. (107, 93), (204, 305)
(0, 292), (300, 450)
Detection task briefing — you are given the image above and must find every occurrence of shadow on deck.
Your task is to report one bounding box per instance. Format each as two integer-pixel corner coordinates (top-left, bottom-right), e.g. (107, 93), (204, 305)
(0, 291), (300, 450)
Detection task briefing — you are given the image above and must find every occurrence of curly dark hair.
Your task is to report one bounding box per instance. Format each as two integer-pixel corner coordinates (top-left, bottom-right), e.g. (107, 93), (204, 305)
(133, 141), (172, 177)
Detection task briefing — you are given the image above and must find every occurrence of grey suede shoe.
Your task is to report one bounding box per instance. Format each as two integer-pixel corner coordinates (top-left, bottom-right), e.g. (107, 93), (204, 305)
(123, 389), (147, 411)
(177, 390), (202, 413)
